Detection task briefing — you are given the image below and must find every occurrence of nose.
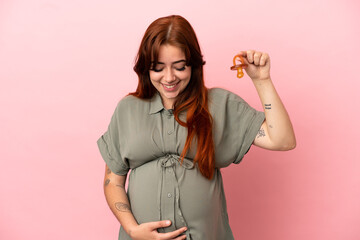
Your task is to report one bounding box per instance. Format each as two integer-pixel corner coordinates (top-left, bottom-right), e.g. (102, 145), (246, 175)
(164, 68), (176, 82)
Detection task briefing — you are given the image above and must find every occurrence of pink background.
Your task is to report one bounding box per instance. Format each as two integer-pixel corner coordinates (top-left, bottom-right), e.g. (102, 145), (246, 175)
(1, 0), (359, 239)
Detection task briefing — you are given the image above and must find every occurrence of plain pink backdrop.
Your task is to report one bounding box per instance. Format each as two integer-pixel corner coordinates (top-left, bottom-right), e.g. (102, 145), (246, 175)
(1, 0), (359, 239)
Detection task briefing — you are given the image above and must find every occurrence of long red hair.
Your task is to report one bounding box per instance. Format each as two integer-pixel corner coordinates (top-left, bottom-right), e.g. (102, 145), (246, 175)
(130, 15), (215, 180)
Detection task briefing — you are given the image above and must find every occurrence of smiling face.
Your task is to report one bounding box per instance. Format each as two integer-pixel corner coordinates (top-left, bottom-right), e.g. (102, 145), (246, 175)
(149, 44), (192, 109)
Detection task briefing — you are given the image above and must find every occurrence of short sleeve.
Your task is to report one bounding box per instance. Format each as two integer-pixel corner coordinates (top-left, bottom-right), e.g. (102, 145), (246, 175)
(210, 88), (265, 167)
(97, 102), (130, 176)
(230, 97), (265, 164)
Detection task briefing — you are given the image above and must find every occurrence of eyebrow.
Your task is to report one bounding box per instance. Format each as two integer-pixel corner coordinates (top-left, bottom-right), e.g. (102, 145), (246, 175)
(154, 60), (186, 65)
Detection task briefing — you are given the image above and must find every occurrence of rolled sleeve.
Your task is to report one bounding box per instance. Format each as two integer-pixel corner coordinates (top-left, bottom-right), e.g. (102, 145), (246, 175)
(210, 88), (265, 167)
(232, 101), (265, 164)
(97, 103), (130, 176)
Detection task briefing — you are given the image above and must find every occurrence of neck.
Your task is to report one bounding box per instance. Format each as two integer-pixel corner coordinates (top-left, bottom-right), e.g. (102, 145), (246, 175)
(162, 99), (174, 110)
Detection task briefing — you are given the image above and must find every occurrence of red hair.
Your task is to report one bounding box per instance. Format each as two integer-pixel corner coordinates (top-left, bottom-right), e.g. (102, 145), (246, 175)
(130, 15), (215, 179)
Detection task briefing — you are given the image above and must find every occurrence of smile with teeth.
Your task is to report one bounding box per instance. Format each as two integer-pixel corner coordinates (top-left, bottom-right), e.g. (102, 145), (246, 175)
(162, 82), (179, 89)
(164, 84), (176, 88)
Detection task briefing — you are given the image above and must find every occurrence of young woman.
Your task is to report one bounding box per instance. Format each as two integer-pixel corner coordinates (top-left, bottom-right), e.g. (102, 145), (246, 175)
(97, 15), (296, 240)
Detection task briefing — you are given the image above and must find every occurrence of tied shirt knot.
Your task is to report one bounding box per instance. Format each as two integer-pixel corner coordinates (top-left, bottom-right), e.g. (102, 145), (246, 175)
(160, 154), (194, 169)
(157, 154), (193, 239)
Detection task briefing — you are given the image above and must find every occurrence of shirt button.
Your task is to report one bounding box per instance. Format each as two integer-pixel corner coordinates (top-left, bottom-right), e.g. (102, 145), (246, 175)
(167, 130), (173, 135)
(167, 193), (172, 198)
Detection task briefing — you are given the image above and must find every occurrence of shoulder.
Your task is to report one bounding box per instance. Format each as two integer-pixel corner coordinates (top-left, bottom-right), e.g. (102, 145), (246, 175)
(208, 87), (260, 120)
(117, 94), (141, 106)
(208, 87), (247, 106)
(115, 94), (149, 112)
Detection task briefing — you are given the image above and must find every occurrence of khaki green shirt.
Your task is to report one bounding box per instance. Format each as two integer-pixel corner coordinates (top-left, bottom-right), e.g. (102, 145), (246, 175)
(97, 88), (265, 240)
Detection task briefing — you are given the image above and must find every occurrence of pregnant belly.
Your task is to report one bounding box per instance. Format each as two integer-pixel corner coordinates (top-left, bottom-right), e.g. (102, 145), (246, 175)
(127, 157), (225, 232)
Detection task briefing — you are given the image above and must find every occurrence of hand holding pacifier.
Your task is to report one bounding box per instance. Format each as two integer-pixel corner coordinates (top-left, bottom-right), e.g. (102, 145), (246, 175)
(231, 50), (271, 81)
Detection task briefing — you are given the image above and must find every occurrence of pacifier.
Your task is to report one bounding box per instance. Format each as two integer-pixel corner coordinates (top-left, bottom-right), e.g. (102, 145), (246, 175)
(230, 54), (248, 78)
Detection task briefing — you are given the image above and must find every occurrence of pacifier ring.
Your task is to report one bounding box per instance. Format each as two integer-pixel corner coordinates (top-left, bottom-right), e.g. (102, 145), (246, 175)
(230, 55), (248, 79)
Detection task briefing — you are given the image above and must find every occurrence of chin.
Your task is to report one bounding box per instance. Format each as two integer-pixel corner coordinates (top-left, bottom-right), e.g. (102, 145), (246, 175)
(163, 92), (179, 100)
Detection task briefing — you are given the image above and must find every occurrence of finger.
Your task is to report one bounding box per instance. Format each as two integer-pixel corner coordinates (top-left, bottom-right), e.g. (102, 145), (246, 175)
(253, 52), (261, 65)
(234, 53), (250, 66)
(147, 220), (172, 230)
(158, 227), (187, 239)
(246, 50), (255, 63)
(173, 234), (187, 240)
(241, 56), (250, 66)
(260, 53), (268, 66)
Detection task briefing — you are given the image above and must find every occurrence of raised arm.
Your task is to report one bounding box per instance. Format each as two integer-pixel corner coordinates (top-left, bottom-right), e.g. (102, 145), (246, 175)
(239, 50), (296, 151)
(103, 164), (187, 240)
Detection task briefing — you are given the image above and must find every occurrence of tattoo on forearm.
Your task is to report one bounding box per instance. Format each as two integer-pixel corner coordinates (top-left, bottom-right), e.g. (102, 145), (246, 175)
(265, 104), (271, 110)
(257, 128), (266, 138)
(104, 179), (110, 186)
(269, 125), (273, 128)
(115, 202), (132, 212)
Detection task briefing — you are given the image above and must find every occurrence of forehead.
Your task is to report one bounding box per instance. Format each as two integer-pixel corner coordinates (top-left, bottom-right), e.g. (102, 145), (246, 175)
(157, 44), (186, 62)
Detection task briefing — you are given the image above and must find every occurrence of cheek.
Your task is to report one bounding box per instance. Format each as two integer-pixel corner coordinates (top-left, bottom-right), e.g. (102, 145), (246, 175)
(150, 79), (161, 89)
(149, 73), (161, 83)
(184, 70), (192, 82)
(178, 69), (191, 80)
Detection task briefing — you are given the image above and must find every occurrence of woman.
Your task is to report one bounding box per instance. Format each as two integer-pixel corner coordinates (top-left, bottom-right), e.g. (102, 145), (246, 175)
(97, 15), (296, 240)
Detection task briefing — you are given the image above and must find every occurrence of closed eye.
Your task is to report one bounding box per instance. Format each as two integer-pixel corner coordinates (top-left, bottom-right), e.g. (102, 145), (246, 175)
(150, 66), (186, 72)
(176, 66), (186, 71)
(150, 68), (163, 72)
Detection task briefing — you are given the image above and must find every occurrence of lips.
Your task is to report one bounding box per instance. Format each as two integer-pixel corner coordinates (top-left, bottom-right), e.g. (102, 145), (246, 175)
(164, 84), (176, 89)
(162, 82), (179, 92)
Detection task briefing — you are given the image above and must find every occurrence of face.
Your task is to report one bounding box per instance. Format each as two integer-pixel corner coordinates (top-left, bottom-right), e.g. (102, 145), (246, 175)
(149, 44), (191, 109)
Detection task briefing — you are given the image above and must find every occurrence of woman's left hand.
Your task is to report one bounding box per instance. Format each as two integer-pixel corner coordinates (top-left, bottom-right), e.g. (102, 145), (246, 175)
(238, 50), (271, 81)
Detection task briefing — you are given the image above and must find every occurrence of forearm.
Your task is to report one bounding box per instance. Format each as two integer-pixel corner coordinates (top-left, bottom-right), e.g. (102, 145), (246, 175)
(103, 176), (138, 236)
(253, 78), (296, 150)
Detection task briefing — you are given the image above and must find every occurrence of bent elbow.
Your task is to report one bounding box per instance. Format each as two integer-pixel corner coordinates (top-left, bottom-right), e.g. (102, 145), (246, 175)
(281, 138), (296, 151)
(270, 136), (296, 151)
(286, 142), (296, 150)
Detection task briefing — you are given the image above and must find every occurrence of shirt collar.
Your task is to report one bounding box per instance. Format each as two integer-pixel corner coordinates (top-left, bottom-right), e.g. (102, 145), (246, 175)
(149, 92), (164, 114)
